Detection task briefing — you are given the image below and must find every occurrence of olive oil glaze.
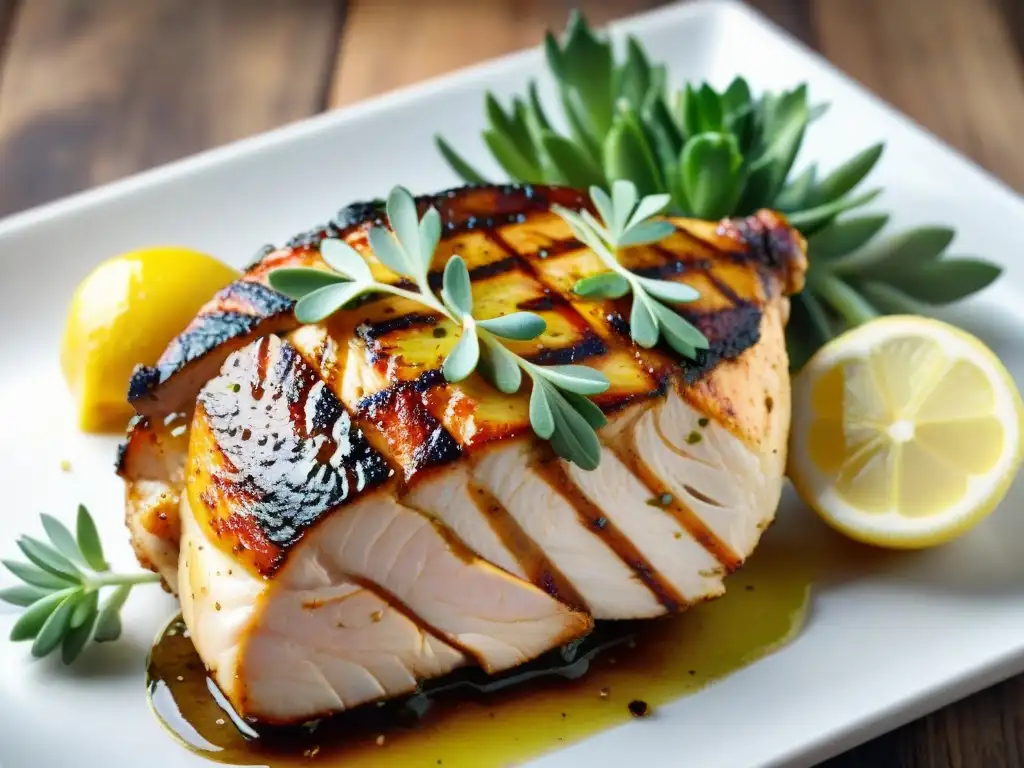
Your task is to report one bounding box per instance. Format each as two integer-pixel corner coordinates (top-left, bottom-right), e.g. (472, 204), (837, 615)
(147, 527), (813, 768)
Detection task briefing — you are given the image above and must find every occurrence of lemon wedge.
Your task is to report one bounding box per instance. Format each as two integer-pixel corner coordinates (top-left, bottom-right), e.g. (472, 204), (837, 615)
(789, 315), (1024, 548)
(61, 246), (239, 433)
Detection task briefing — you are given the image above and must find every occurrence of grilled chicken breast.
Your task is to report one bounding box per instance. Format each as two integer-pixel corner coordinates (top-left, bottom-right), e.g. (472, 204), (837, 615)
(118, 184), (806, 724)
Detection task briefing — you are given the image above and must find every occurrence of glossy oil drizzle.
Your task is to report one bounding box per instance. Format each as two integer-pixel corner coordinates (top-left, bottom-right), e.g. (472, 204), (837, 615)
(147, 530), (812, 768)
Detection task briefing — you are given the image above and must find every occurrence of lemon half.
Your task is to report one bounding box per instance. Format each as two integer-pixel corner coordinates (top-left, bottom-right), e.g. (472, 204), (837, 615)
(61, 246), (239, 433)
(789, 315), (1024, 549)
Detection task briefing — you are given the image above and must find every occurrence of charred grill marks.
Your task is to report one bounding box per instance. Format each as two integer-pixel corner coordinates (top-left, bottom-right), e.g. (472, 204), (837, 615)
(198, 336), (390, 564)
(465, 482), (588, 612)
(532, 458), (685, 612)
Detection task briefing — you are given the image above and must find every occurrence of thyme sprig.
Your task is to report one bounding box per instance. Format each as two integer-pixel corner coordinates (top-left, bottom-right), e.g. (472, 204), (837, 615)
(0, 505), (160, 664)
(268, 186), (612, 470)
(553, 180), (709, 361)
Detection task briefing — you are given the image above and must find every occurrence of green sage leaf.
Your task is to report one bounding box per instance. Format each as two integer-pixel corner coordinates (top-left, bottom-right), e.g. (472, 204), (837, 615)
(618, 220), (675, 247)
(681, 132), (743, 219)
(62, 608), (99, 665)
(547, 389), (603, 470)
(3, 560), (75, 590)
(435, 136), (491, 185)
(387, 186), (423, 269)
(536, 365), (611, 396)
(573, 272), (630, 299)
(810, 143), (884, 206)
(32, 593), (77, 658)
(419, 208), (443, 273)
(540, 132), (605, 189)
(807, 215), (890, 261)
(786, 189), (882, 234)
(589, 186), (615, 232)
(636, 276), (700, 304)
(441, 255), (473, 317)
(611, 179), (639, 235)
(267, 267), (347, 299)
(9, 588), (75, 642)
(294, 282), (366, 324)
(17, 537), (81, 581)
(478, 312), (546, 341)
(529, 381), (555, 439)
(630, 296), (659, 347)
(561, 391), (608, 431)
(887, 259), (1002, 305)
(40, 514), (84, 565)
(71, 589), (99, 629)
(650, 301), (710, 353)
(0, 584), (53, 607)
(625, 193), (671, 232)
(442, 320), (481, 382)
(479, 338), (522, 394)
(94, 585), (131, 643)
(321, 238), (374, 282)
(368, 225), (412, 277)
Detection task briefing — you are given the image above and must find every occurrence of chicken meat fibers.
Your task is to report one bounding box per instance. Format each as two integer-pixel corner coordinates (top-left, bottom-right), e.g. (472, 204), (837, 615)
(117, 184), (807, 723)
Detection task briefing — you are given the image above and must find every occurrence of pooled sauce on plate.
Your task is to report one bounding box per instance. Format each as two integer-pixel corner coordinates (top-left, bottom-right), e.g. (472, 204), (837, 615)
(148, 537), (812, 767)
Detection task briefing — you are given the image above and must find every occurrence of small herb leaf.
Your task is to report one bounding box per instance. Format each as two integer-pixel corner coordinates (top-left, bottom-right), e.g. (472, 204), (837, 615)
(387, 185), (425, 271)
(76, 504), (109, 572)
(541, 132), (605, 189)
(419, 208), (443, 273)
(62, 608), (99, 665)
(17, 537), (81, 581)
(441, 255), (474, 317)
(617, 219), (675, 247)
(70, 589), (99, 629)
(888, 259), (1002, 304)
(93, 586), (132, 643)
(480, 338), (523, 394)
(529, 382), (556, 439)
(834, 225), (956, 276)
(267, 267), (347, 299)
(0, 584), (53, 607)
(294, 282), (366, 324)
(3, 560), (74, 590)
(536, 365), (611, 396)
(630, 296), (659, 347)
(636, 276), (700, 304)
(321, 239), (373, 282)
(573, 272), (630, 299)
(477, 312), (546, 341)
(808, 215), (890, 261)
(368, 226), (412, 278)
(32, 593), (77, 658)
(786, 189), (882, 233)
(442, 319), (481, 383)
(40, 514), (84, 565)
(651, 301), (710, 355)
(9, 588), (74, 642)
(562, 391), (608, 431)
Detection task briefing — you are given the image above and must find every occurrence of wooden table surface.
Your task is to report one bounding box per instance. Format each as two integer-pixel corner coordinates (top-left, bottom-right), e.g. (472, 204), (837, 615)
(1, 1), (1023, 765)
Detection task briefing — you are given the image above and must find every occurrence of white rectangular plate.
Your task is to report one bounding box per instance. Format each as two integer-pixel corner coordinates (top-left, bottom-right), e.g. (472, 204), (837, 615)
(2, 1), (1024, 766)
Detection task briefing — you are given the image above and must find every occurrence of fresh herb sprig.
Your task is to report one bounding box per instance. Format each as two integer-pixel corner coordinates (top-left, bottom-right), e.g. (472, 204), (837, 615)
(0, 505), (160, 664)
(434, 10), (1003, 369)
(268, 186), (612, 470)
(552, 180), (709, 360)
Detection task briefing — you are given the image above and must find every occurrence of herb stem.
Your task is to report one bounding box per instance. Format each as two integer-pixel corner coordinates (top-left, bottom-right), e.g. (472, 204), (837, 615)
(84, 571), (162, 589)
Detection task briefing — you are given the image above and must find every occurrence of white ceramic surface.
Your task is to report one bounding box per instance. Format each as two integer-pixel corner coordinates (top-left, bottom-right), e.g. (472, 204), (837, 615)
(2, 1), (1023, 766)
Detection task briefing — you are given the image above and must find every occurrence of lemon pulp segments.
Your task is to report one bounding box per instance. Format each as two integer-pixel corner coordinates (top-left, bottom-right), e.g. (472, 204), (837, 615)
(790, 316), (1024, 549)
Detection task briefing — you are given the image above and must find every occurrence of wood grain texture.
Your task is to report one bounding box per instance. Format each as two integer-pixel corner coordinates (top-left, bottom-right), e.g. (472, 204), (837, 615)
(0, 0), (344, 217)
(813, 0), (1024, 192)
(328, 0), (666, 107)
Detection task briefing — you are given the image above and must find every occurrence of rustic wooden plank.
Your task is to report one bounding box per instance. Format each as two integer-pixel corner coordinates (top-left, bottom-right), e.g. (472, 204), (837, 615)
(0, 0), (344, 217)
(813, 0), (1024, 192)
(328, 0), (667, 108)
